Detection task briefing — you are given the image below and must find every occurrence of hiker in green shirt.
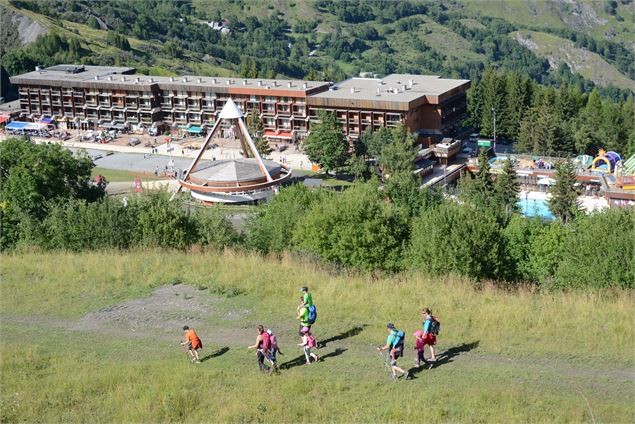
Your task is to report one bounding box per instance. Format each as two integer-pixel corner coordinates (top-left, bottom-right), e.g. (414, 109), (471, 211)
(300, 286), (313, 307)
(296, 296), (311, 336)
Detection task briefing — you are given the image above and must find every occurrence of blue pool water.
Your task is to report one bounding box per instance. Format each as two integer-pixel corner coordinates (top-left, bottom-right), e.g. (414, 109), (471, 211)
(518, 198), (555, 220)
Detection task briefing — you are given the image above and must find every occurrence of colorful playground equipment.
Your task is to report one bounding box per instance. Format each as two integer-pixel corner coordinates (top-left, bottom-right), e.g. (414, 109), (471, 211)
(591, 150), (622, 174)
(616, 154), (635, 190)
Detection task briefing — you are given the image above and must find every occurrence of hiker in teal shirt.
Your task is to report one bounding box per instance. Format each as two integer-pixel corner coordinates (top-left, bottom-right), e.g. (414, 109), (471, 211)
(378, 323), (410, 380)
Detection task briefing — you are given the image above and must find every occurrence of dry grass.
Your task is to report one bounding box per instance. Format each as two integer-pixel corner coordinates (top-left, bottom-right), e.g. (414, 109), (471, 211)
(1, 249), (633, 422)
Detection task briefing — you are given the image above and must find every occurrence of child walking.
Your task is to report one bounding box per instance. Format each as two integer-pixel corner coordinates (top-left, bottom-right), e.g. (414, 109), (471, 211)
(298, 327), (319, 364)
(413, 330), (426, 367)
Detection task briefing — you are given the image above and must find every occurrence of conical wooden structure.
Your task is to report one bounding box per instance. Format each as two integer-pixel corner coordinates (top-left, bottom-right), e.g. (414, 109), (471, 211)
(173, 99), (291, 203)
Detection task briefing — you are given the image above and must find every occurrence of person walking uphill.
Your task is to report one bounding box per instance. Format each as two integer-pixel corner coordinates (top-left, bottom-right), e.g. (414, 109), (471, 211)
(378, 323), (410, 380)
(180, 325), (202, 363)
(300, 287), (313, 308)
(248, 325), (273, 373)
(422, 308), (440, 362)
(296, 288), (317, 336)
(298, 327), (319, 364)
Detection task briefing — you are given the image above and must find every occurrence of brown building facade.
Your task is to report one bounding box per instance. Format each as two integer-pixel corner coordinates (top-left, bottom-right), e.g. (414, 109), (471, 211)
(10, 65), (469, 142)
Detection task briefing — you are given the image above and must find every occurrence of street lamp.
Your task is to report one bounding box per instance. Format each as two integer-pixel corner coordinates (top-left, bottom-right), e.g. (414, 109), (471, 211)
(491, 107), (497, 144)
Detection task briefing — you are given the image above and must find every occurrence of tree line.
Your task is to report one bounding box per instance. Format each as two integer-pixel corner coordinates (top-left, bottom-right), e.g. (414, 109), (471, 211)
(1, 138), (632, 291)
(468, 68), (635, 158)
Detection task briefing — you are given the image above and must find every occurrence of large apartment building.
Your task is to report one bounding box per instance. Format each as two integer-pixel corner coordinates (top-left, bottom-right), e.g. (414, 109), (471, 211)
(9, 65), (470, 143)
(308, 74), (470, 142)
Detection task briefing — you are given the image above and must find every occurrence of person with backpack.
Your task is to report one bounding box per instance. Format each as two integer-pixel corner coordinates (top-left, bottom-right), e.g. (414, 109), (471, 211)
(180, 325), (202, 363)
(300, 286), (313, 308)
(377, 323), (410, 380)
(422, 308), (439, 361)
(298, 327), (319, 364)
(248, 325), (272, 373)
(296, 296), (317, 336)
(266, 329), (283, 371)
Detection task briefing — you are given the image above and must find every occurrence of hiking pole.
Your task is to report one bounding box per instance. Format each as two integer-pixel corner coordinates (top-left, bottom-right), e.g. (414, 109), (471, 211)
(377, 349), (396, 380)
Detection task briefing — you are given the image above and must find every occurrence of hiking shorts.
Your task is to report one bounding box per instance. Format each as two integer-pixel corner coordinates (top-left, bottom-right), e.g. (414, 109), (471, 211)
(390, 347), (402, 366)
(423, 334), (436, 346)
(187, 341), (201, 351)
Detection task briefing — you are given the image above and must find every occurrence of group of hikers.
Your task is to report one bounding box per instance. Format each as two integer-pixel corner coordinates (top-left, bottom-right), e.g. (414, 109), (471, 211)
(179, 287), (440, 380)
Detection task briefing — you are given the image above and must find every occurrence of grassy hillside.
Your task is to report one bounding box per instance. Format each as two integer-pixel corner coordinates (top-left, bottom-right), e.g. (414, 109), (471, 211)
(462, 0), (635, 51)
(513, 29), (635, 91)
(1, 250), (633, 422)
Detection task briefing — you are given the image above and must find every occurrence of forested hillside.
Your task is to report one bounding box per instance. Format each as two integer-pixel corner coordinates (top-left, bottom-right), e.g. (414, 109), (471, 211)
(1, 0), (633, 154)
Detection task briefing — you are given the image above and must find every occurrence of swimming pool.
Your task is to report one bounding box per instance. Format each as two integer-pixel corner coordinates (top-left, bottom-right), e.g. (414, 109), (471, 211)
(517, 198), (555, 220)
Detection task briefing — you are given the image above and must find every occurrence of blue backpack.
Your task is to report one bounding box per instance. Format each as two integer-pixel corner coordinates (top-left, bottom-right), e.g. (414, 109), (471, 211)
(307, 305), (317, 324)
(391, 330), (405, 350)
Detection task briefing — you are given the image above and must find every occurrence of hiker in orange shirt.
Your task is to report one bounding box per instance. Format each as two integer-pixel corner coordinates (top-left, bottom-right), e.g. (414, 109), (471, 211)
(180, 325), (202, 363)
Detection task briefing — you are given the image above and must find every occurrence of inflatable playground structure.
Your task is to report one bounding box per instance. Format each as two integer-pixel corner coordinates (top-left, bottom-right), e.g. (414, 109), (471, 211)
(590, 150), (635, 190)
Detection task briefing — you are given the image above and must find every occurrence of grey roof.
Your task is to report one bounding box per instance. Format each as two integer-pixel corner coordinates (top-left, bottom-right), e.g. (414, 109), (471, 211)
(10, 65), (329, 94)
(310, 74), (470, 105)
(191, 158), (281, 183)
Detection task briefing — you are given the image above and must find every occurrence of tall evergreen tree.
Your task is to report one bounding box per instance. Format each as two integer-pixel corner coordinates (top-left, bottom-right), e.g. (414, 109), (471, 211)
(480, 68), (506, 139)
(494, 158), (520, 217)
(459, 148), (494, 208)
(379, 124), (416, 178)
(548, 160), (580, 224)
(245, 111), (271, 157)
(502, 71), (531, 140)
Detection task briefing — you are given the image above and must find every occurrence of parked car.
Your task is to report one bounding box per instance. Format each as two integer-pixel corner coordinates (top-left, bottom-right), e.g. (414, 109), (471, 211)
(469, 133), (479, 142)
(128, 138), (141, 146)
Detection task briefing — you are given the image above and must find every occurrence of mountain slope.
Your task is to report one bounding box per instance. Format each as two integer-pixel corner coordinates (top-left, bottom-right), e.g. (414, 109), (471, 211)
(513, 29), (635, 91)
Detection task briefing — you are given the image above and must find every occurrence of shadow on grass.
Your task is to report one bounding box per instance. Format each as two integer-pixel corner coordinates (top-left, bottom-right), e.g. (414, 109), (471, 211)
(200, 346), (230, 362)
(279, 348), (348, 370)
(407, 341), (480, 377)
(318, 325), (366, 348)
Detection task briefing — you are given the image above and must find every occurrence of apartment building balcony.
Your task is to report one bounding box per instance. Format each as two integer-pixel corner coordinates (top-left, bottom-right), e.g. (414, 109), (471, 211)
(125, 93), (139, 98)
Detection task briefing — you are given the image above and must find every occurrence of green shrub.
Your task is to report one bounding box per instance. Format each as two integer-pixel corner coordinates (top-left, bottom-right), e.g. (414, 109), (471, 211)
(406, 202), (506, 281)
(37, 198), (135, 250)
(245, 184), (327, 254)
(293, 183), (408, 271)
(502, 215), (548, 282)
(527, 221), (570, 285)
(130, 192), (197, 250)
(551, 208), (634, 289)
(194, 206), (241, 249)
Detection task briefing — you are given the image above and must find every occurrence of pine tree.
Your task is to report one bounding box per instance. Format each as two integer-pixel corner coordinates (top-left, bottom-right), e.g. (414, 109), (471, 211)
(535, 99), (558, 156)
(459, 148), (494, 208)
(480, 68), (506, 138)
(548, 160), (580, 224)
(494, 158), (520, 217)
(517, 107), (539, 154)
(502, 72), (530, 140)
(379, 124), (416, 178)
(245, 111), (271, 157)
